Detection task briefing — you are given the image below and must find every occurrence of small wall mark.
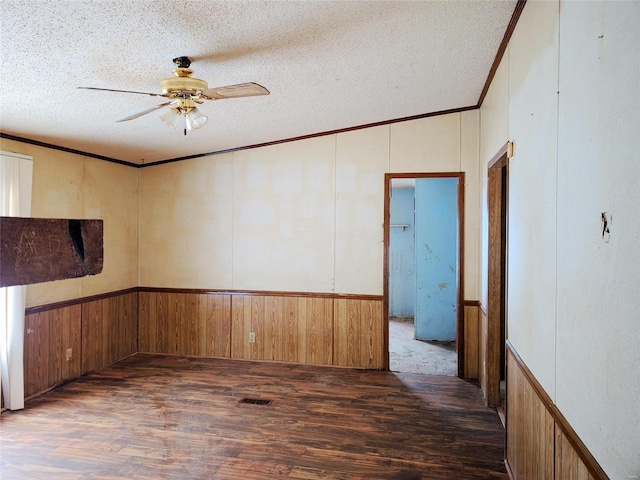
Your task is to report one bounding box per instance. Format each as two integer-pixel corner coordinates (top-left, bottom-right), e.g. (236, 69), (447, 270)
(601, 212), (611, 243)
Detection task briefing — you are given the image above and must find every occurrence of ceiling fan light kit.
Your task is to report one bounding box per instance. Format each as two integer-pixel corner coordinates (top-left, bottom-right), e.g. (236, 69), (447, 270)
(79, 56), (269, 136)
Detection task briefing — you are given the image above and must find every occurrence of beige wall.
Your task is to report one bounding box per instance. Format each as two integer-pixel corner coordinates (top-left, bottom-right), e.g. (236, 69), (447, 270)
(0, 138), (139, 308)
(3, 111), (481, 302)
(139, 111), (481, 298)
(554, 1), (639, 477)
(334, 125), (388, 295)
(506, 0), (559, 399)
(479, 1), (640, 477)
(478, 47), (509, 306)
(138, 153), (234, 288)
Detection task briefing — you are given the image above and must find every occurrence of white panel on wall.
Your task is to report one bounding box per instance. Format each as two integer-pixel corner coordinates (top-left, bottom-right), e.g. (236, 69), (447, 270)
(389, 113), (460, 173)
(505, 0), (559, 399)
(479, 50), (510, 308)
(335, 125), (389, 295)
(460, 110), (480, 300)
(555, 1), (640, 478)
(232, 136), (336, 293)
(138, 154), (234, 288)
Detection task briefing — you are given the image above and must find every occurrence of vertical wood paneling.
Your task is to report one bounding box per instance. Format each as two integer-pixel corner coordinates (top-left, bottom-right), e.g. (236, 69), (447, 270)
(138, 290), (150, 352)
(506, 341), (609, 480)
(166, 292), (179, 354)
(555, 429), (596, 480)
(479, 308), (488, 399)
(229, 295), (336, 366)
(334, 298), (357, 367)
(252, 295), (265, 360)
(283, 297), (298, 363)
(334, 298), (384, 369)
(241, 296), (254, 359)
(506, 347), (555, 480)
(230, 295), (245, 359)
(263, 295), (284, 361)
(25, 291), (135, 400)
(155, 292), (169, 353)
(81, 300), (102, 374)
(24, 310), (43, 397)
(23, 305), (82, 398)
(141, 291), (378, 369)
(82, 292), (138, 375)
(206, 294), (231, 357)
(362, 299), (384, 369)
(139, 291), (231, 358)
(303, 297), (333, 365)
(48, 312), (62, 388)
(463, 304), (479, 379)
(123, 292), (138, 358)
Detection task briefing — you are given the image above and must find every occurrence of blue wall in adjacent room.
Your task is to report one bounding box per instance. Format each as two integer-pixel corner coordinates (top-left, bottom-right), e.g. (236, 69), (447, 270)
(414, 178), (458, 342)
(389, 187), (415, 317)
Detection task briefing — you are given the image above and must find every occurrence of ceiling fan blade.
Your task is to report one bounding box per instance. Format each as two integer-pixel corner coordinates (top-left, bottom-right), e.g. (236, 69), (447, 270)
(200, 82), (270, 100)
(78, 86), (166, 97)
(116, 101), (176, 122)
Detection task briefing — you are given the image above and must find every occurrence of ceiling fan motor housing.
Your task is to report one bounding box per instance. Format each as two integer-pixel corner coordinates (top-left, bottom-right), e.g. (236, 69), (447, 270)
(160, 68), (208, 96)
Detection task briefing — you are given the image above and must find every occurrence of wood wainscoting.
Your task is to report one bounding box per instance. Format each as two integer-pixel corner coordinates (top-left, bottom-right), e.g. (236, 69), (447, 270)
(232, 295), (334, 365)
(23, 288), (481, 403)
(23, 289), (138, 399)
(81, 291), (138, 375)
(506, 341), (609, 480)
(463, 300), (481, 379)
(24, 304), (82, 398)
(138, 289), (384, 370)
(138, 291), (231, 358)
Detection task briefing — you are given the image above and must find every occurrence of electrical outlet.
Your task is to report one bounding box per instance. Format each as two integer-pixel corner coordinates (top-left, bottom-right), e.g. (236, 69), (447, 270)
(66, 348), (72, 361)
(249, 332), (256, 343)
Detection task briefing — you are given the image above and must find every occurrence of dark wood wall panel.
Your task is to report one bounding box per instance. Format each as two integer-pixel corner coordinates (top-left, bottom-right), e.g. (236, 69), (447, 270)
(141, 290), (379, 369)
(506, 343), (608, 480)
(205, 294), (232, 357)
(334, 298), (384, 369)
(555, 428), (596, 480)
(138, 291), (231, 357)
(115, 292), (138, 360)
(230, 294), (256, 360)
(506, 347), (555, 480)
(23, 290), (137, 400)
(230, 295), (333, 365)
(24, 305), (82, 398)
(81, 292), (138, 375)
(302, 297), (333, 365)
(463, 303), (479, 379)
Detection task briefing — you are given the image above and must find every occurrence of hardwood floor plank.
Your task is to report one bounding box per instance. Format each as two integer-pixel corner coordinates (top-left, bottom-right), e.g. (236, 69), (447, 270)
(1, 354), (507, 480)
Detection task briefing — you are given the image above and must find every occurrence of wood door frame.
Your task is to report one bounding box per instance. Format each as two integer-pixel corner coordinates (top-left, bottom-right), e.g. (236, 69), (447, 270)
(383, 172), (465, 377)
(486, 143), (510, 407)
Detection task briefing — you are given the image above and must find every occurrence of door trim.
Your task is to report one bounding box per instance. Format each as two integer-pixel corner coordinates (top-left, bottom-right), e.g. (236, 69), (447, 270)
(486, 143), (510, 406)
(383, 172), (465, 377)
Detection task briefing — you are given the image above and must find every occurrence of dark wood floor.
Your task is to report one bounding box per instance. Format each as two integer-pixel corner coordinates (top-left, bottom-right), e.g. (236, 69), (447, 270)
(0, 354), (507, 479)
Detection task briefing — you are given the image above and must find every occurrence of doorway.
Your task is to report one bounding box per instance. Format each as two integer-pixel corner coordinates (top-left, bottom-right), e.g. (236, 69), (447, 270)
(384, 173), (465, 377)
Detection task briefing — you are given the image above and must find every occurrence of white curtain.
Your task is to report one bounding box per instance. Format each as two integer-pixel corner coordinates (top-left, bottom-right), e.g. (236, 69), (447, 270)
(0, 151), (33, 410)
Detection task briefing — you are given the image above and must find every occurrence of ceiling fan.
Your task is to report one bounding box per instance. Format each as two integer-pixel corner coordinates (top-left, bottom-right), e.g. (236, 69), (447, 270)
(79, 56), (269, 135)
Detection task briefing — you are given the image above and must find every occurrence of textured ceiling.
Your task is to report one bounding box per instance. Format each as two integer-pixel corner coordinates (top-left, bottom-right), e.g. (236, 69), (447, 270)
(0, 0), (516, 165)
